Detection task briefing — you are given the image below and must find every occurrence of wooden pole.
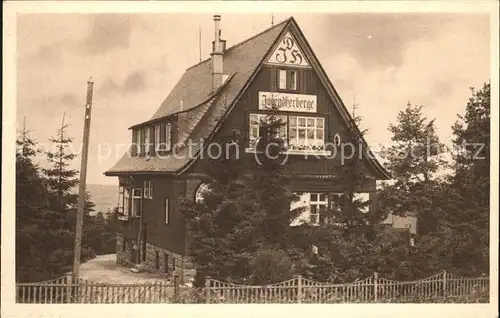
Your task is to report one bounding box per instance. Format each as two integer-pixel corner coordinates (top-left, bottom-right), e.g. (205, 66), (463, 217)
(73, 78), (94, 281)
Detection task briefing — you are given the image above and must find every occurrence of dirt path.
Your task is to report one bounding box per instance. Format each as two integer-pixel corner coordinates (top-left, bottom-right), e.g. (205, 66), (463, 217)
(80, 254), (170, 284)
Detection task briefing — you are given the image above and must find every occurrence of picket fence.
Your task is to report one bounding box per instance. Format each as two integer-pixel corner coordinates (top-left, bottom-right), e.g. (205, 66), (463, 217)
(16, 275), (177, 304)
(16, 271), (489, 304)
(204, 271), (490, 303)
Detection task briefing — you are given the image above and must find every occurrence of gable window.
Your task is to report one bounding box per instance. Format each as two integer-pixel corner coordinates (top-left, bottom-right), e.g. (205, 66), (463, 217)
(277, 69), (298, 91)
(249, 114), (287, 149)
(289, 116), (325, 151)
(143, 181), (153, 199)
(165, 198), (169, 224)
(131, 188), (142, 217)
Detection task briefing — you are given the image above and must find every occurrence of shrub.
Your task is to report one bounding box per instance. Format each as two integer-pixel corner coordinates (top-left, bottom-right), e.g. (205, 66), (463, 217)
(249, 247), (296, 285)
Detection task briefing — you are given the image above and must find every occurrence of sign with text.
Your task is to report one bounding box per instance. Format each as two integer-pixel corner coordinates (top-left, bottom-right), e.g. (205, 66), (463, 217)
(259, 92), (317, 113)
(267, 32), (310, 67)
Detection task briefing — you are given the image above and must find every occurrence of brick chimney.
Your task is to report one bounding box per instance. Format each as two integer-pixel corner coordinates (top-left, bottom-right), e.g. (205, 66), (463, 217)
(211, 15), (226, 92)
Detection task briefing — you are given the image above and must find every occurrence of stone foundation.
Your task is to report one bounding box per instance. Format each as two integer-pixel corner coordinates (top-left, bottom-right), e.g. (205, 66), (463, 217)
(144, 242), (195, 283)
(116, 234), (195, 283)
(116, 234), (136, 267)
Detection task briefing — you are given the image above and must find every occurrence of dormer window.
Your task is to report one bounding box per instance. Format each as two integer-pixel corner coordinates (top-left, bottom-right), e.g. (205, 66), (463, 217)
(135, 129), (143, 156)
(144, 127), (151, 156)
(278, 69), (298, 91)
(165, 123), (172, 151)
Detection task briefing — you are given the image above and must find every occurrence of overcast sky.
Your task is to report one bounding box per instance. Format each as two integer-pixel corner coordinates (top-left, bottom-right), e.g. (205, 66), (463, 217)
(16, 13), (490, 185)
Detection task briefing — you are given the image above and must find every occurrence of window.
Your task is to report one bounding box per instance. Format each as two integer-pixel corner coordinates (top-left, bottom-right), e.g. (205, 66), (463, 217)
(278, 70), (287, 90)
(277, 69), (298, 91)
(249, 114), (287, 149)
(135, 129), (143, 156)
(154, 125), (160, 151)
(309, 193), (328, 225)
(164, 254), (169, 273)
(155, 251), (160, 270)
(289, 116), (325, 151)
(145, 127), (151, 155)
(165, 198), (169, 224)
(165, 123), (172, 151)
(289, 70), (297, 90)
(117, 186), (124, 214)
(172, 257), (176, 271)
(131, 188), (142, 217)
(143, 181), (153, 199)
(117, 186), (130, 218)
(195, 183), (211, 203)
(124, 188), (130, 216)
(354, 193), (370, 213)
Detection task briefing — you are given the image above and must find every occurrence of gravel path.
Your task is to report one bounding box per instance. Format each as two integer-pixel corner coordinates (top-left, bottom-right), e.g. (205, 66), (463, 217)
(79, 254), (170, 284)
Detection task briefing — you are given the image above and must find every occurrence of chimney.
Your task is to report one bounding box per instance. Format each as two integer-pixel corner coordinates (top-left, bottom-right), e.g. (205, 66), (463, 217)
(211, 15), (225, 92)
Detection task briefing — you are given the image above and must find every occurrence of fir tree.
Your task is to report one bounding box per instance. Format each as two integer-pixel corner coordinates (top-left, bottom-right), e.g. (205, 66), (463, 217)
(378, 103), (446, 234)
(43, 114), (79, 214)
(442, 82), (490, 275)
(180, 107), (303, 285)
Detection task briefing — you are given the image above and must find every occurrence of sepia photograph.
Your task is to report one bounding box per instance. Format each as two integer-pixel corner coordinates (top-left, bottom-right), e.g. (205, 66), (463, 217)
(2, 1), (498, 317)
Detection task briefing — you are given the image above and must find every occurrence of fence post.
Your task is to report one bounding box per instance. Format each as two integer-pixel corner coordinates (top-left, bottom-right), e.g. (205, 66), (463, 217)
(373, 272), (378, 302)
(205, 276), (211, 304)
(65, 274), (73, 303)
(173, 272), (180, 303)
(442, 270), (447, 297)
(297, 275), (302, 304)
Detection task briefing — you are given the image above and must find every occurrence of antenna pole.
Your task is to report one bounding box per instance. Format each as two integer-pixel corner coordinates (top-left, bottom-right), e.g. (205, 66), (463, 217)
(199, 24), (202, 62)
(73, 78), (94, 282)
(271, 14), (274, 26)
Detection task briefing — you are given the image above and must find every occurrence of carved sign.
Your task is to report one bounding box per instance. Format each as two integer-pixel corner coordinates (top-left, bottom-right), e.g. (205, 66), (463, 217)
(267, 32), (310, 67)
(259, 92), (317, 113)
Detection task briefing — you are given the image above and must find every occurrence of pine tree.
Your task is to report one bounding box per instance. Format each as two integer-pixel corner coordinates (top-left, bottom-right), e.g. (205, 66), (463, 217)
(180, 107), (303, 285)
(442, 82), (490, 275)
(43, 114), (79, 215)
(378, 103), (447, 234)
(15, 120), (53, 282)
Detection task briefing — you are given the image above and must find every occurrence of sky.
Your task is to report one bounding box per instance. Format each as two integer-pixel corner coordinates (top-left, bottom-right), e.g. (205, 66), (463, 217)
(16, 12), (491, 185)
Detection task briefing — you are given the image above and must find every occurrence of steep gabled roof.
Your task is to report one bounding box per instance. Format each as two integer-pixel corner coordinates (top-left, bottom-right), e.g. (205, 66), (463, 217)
(105, 18), (289, 176)
(105, 17), (390, 180)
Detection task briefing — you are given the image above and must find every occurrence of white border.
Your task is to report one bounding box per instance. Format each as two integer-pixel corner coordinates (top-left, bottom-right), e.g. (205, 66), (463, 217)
(2, 2), (499, 318)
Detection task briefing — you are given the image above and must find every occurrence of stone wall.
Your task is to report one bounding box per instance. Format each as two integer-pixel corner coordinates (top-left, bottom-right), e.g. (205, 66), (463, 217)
(144, 242), (195, 283)
(116, 234), (136, 266)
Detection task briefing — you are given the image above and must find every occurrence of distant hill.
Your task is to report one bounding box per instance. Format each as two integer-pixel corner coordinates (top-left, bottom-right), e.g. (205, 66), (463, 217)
(85, 184), (119, 215)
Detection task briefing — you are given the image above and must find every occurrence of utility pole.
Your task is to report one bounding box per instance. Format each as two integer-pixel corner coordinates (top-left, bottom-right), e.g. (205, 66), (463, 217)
(73, 78), (94, 280)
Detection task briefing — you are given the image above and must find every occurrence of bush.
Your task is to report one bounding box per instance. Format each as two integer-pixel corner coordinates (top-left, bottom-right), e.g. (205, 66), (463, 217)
(249, 247), (296, 285)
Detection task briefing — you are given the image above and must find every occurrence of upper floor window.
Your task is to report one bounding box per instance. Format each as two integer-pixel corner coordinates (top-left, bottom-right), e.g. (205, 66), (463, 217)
(135, 129), (143, 156)
(289, 116), (324, 151)
(145, 127), (151, 156)
(249, 114), (287, 149)
(154, 124), (161, 151)
(165, 123), (172, 151)
(278, 69), (297, 91)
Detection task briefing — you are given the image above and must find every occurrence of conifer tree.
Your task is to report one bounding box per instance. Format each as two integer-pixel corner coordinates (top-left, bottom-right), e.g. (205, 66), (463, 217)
(378, 103), (446, 234)
(43, 114), (79, 215)
(180, 107), (303, 285)
(443, 82), (490, 275)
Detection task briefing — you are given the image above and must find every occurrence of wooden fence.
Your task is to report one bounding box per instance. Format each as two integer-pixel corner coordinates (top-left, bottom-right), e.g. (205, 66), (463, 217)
(204, 271), (490, 303)
(16, 275), (177, 304)
(16, 271), (489, 304)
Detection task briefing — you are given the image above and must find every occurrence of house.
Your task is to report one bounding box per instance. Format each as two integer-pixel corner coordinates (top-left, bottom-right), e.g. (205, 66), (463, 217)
(104, 15), (390, 281)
